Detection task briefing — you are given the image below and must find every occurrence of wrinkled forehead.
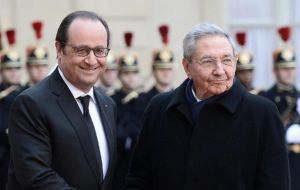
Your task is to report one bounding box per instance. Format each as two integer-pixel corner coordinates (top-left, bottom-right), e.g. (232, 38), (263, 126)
(193, 35), (235, 58)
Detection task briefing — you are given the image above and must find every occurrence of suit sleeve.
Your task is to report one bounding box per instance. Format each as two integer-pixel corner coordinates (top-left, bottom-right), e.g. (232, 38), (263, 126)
(124, 101), (155, 190)
(255, 102), (290, 190)
(8, 93), (76, 190)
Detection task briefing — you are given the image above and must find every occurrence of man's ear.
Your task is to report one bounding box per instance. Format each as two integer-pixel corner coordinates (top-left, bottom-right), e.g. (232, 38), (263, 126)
(182, 58), (192, 79)
(232, 54), (238, 72)
(234, 53), (239, 62)
(55, 41), (63, 59)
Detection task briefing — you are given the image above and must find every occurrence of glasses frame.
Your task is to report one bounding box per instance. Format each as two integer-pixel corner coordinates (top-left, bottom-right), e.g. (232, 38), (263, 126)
(60, 42), (110, 58)
(190, 55), (236, 68)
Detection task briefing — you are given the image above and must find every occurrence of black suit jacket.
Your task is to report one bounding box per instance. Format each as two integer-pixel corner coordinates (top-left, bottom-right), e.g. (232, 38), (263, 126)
(7, 68), (117, 190)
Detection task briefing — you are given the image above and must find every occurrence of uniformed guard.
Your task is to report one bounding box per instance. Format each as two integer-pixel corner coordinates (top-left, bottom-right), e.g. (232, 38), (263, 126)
(24, 21), (49, 89)
(285, 118), (300, 190)
(235, 32), (260, 94)
(143, 24), (175, 105)
(0, 28), (24, 190)
(111, 32), (145, 190)
(98, 51), (119, 96)
(260, 26), (299, 127)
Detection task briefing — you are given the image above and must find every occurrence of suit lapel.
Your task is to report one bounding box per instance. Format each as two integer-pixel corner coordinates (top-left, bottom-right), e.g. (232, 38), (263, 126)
(166, 79), (194, 126)
(49, 68), (103, 187)
(94, 89), (116, 183)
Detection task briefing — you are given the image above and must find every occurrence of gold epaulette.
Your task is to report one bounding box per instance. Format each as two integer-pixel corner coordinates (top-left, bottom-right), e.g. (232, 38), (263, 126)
(288, 144), (300, 154)
(249, 87), (263, 95)
(122, 88), (144, 104)
(0, 85), (19, 100)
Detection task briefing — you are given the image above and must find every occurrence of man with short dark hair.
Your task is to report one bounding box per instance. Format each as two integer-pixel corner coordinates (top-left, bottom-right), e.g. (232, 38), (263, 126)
(125, 23), (290, 190)
(7, 11), (117, 190)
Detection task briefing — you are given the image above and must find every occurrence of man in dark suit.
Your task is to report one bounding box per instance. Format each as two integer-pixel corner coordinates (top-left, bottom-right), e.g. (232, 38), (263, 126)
(7, 11), (117, 190)
(125, 23), (290, 190)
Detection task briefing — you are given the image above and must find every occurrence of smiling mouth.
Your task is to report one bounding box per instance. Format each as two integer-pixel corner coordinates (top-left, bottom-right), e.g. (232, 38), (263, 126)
(80, 66), (99, 71)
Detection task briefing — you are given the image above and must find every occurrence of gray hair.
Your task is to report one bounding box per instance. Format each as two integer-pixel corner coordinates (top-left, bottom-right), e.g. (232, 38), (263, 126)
(183, 23), (237, 61)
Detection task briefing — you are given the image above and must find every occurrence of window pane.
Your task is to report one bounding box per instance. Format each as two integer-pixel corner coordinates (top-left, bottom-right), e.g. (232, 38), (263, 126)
(291, 0), (300, 23)
(229, 0), (275, 21)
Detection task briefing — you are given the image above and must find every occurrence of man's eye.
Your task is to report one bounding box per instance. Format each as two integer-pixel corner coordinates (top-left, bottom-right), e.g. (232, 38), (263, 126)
(76, 47), (89, 54)
(94, 48), (105, 54)
(222, 59), (232, 65)
(201, 60), (214, 64)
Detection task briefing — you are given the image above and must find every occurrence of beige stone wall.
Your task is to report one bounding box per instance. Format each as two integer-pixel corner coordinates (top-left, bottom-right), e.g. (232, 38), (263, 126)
(0, 0), (227, 88)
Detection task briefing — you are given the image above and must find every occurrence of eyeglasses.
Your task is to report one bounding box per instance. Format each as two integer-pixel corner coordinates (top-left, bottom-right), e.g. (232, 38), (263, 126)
(61, 42), (110, 58)
(190, 55), (235, 68)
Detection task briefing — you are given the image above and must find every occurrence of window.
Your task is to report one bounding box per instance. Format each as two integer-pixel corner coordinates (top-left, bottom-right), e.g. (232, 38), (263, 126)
(228, 0), (299, 89)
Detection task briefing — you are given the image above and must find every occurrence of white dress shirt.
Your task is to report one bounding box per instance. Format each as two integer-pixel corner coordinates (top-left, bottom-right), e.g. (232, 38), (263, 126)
(192, 86), (202, 102)
(58, 68), (109, 178)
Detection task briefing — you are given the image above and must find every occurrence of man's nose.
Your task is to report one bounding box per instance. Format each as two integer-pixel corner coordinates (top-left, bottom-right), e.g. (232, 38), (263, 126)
(213, 62), (226, 75)
(85, 50), (98, 65)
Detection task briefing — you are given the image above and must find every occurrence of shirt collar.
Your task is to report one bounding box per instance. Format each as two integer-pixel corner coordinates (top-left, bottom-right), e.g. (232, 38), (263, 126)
(58, 67), (96, 103)
(191, 85), (201, 102)
(181, 78), (243, 114)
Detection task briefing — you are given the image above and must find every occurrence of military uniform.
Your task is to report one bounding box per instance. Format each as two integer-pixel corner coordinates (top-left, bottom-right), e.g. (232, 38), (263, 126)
(235, 32), (261, 94)
(142, 48), (174, 103)
(143, 25), (174, 105)
(111, 32), (145, 190)
(23, 45), (49, 89)
(260, 26), (299, 190)
(260, 85), (299, 121)
(111, 89), (144, 153)
(260, 26), (299, 126)
(98, 52), (118, 96)
(23, 21), (49, 90)
(142, 86), (159, 104)
(0, 83), (23, 161)
(0, 29), (24, 190)
(286, 122), (300, 190)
